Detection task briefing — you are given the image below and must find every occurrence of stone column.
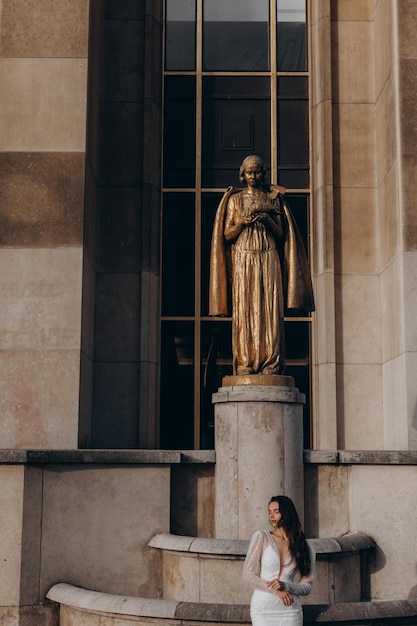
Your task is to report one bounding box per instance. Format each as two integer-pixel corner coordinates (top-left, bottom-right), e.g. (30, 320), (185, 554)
(213, 376), (305, 539)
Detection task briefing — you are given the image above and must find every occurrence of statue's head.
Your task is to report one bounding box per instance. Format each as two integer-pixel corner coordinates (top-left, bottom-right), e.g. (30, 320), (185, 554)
(239, 155), (268, 184)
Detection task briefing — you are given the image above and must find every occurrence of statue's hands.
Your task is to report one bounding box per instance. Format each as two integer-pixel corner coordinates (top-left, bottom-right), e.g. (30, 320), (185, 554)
(239, 214), (258, 226)
(255, 212), (270, 223)
(236, 213), (272, 230)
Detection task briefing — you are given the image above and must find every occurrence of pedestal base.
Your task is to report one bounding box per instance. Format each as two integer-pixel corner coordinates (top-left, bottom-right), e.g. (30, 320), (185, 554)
(222, 374), (295, 387)
(213, 383), (305, 539)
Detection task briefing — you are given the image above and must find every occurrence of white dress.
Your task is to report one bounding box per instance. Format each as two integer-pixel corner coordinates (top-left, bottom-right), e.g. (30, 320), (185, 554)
(242, 530), (315, 626)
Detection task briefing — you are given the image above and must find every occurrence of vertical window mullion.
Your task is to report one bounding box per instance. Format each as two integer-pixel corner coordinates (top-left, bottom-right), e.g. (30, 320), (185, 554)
(193, 0), (203, 448)
(270, 0), (278, 184)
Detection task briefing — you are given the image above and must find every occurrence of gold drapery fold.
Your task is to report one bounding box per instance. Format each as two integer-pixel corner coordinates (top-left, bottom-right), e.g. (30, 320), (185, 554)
(209, 185), (314, 317)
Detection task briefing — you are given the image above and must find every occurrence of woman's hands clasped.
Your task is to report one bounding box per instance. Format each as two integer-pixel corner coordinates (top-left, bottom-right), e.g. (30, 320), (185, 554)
(267, 579), (293, 606)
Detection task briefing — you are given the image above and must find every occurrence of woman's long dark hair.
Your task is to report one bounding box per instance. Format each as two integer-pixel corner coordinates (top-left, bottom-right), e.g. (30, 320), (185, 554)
(270, 495), (311, 577)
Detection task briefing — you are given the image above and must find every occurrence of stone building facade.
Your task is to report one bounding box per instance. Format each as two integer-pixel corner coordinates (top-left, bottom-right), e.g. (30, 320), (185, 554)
(1, 1), (417, 623)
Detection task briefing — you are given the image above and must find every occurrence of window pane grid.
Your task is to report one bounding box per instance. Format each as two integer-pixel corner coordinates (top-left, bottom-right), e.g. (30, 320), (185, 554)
(161, 0), (312, 449)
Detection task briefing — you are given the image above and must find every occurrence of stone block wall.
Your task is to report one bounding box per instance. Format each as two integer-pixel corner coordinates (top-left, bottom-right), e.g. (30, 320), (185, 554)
(0, 452), (182, 620)
(305, 451), (417, 601)
(310, 0), (338, 451)
(381, 0), (417, 450)
(0, 0), (89, 449)
(330, 1), (382, 450)
(312, 0), (417, 451)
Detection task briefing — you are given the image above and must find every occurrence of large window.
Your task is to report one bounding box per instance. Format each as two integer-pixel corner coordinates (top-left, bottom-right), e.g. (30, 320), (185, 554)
(160, 0), (312, 449)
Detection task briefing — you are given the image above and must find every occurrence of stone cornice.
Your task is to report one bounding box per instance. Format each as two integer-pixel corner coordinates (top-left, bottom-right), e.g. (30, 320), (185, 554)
(304, 450), (417, 465)
(0, 449), (215, 465)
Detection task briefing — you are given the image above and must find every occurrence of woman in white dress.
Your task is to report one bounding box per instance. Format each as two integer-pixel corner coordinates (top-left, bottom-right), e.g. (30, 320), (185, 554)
(243, 496), (315, 626)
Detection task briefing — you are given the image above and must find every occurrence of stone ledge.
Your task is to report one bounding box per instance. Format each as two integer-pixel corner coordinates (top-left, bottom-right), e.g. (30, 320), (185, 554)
(0, 449), (215, 465)
(303, 599), (417, 624)
(46, 584), (179, 619)
(7, 448), (417, 467)
(149, 532), (375, 557)
(0, 604), (58, 625)
(47, 583), (250, 622)
(175, 602), (250, 622)
(304, 450), (417, 466)
(149, 532), (250, 556)
(180, 450), (216, 464)
(46, 584), (417, 624)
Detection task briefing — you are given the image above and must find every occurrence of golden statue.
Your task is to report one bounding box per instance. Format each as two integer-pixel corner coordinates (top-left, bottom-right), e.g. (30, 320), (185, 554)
(209, 155), (314, 376)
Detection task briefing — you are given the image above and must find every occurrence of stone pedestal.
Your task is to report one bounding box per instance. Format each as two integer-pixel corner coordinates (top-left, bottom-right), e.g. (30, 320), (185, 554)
(213, 377), (305, 539)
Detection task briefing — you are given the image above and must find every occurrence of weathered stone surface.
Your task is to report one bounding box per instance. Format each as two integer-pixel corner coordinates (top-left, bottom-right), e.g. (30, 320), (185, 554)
(214, 389), (304, 538)
(0, 466), (25, 606)
(180, 450), (216, 464)
(213, 386), (304, 404)
(0, 58), (87, 151)
(46, 449), (182, 464)
(47, 584), (417, 624)
(331, 0), (375, 22)
(0, 450), (49, 464)
(149, 533), (195, 552)
(339, 450), (417, 465)
(149, 533), (248, 556)
(0, 604), (58, 626)
(0, 449), (212, 465)
(0, 248), (83, 351)
(0, 349), (80, 449)
(305, 450), (417, 465)
(0, 0), (88, 57)
(304, 450), (339, 464)
(47, 583), (179, 618)
(40, 466), (170, 598)
(0, 153), (84, 247)
(304, 598), (417, 623)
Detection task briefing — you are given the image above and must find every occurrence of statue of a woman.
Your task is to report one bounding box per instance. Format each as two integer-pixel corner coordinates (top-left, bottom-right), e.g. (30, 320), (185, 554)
(209, 155), (314, 376)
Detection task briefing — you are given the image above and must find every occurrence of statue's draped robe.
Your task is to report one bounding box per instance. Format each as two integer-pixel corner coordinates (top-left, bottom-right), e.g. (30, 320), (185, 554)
(209, 185), (314, 375)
